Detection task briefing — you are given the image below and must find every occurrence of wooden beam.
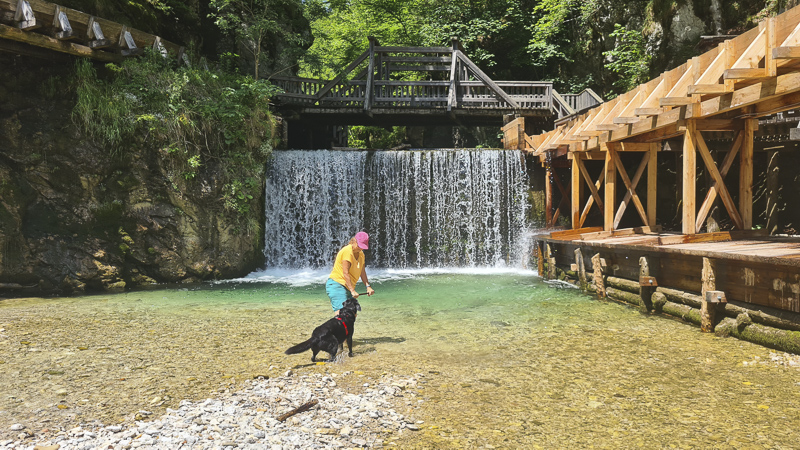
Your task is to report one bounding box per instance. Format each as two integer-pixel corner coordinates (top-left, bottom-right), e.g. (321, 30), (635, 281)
(364, 37), (376, 113)
(724, 68), (767, 79)
(549, 226), (604, 240)
(604, 144), (617, 231)
(634, 108), (664, 116)
(580, 166), (605, 228)
(683, 120), (697, 235)
(647, 143), (658, 227)
(740, 118), (756, 229)
(612, 150), (650, 228)
(660, 97), (696, 107)
(572, 152), (581, 228)
(577, 156), (604, 210)
(0, 23), (119, 62)
(773, 46), (800, 59)
(695, 131), (743, 230)
(447, 38), (458, 111)
(315, 50), (370, 102)
(456, 51), (520, 109)
(694, 131), (744, 230)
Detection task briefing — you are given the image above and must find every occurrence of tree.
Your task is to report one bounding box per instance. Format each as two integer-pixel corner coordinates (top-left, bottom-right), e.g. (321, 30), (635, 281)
(209, 0), (309, 79)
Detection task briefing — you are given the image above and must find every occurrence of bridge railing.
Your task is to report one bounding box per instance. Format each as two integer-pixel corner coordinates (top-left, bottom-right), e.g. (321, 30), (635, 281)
(274, 77), (553, 110)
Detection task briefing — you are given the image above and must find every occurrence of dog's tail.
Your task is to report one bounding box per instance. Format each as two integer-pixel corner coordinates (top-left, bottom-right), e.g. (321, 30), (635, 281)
(284, 339), (312, 355)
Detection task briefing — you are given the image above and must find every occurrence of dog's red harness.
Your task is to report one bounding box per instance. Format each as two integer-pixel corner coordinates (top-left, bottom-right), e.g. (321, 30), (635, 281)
(335, 317), (349, 336)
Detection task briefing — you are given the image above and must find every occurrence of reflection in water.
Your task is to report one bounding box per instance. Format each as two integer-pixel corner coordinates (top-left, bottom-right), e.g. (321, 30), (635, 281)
(1, 271), (799, 448)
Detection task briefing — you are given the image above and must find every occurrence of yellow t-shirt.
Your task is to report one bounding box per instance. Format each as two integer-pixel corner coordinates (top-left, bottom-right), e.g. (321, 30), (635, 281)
(329, 245), (365, 289)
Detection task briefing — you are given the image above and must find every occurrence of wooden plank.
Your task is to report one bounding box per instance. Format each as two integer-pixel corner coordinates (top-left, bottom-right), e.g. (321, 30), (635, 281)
(660, 97), (696, 106)
(740, 118), (756, 229)
(683, 120), (697, 235)
(694, 131), (744, 230)
(773, 46), (800, 59)
(687, 84), (731, 95)
(634, 107), (664, 116)
(0, 22), (119, 62)
(549, 226), (604, 240)
(723, 68), (767, 79)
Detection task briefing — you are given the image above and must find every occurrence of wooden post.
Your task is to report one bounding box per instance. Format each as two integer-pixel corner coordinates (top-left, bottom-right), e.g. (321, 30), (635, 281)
(766, 150), (780, 235)
(575, 248), (587, 289)
(700, 257), (716, 332)
(545, 159), (554, 228)
(591, 253), (606, 298)
(536, 240), (545, 276)
(546, 244), (556, 279)
(683, 120), (697, 235)
(647, 143), (658, 227)
(740, 118), (757, 230)
(604, 145), (617, 231)
(639, 256), (654, 312)
(364, 36), (377, 113)
(571, 153), (581, 228)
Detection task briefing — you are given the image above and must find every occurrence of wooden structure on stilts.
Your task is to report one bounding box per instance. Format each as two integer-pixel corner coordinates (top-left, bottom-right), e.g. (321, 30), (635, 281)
(507, 5), (800, 352)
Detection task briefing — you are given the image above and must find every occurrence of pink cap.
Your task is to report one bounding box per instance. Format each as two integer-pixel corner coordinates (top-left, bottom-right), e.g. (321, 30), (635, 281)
(355, 231), (369, 250)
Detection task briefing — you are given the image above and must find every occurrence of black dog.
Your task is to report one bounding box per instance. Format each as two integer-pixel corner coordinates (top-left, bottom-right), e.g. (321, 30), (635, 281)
(285, 298), (361, 362)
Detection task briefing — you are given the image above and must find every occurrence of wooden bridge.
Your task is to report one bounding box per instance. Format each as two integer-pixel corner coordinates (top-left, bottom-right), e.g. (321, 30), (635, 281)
(273, 37), (600, 127)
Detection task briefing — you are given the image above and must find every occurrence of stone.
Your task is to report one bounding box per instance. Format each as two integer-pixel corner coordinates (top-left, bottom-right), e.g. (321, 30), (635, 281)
(9, 424), (25, 431)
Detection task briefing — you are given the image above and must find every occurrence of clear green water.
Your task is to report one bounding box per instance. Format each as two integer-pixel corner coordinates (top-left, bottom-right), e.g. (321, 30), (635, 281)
(1, 271), (799, 448)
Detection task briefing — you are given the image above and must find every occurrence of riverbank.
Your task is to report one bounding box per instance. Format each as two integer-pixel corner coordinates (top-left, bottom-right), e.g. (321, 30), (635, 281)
(3, 371), (423, 449)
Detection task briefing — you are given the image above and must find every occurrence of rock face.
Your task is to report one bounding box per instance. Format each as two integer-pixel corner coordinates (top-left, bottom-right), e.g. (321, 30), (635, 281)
(0, 56), (264, 296)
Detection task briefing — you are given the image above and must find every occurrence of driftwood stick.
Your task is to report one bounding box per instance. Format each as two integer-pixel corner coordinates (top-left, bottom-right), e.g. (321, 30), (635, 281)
(277, 399), (319, 422)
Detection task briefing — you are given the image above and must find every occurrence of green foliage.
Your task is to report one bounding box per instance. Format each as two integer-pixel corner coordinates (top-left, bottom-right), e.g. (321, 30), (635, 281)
(347, 126), (407, 149)
(209, 0), (310, 79)
(603, 24), (651, 94)
(72, 52), (279, 230)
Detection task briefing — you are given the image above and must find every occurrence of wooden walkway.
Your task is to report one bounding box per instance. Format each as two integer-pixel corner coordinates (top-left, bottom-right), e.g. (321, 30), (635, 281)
(539, 227), (800, 314)
(0, 0), (182, 62)
(274, 37), (601, 126)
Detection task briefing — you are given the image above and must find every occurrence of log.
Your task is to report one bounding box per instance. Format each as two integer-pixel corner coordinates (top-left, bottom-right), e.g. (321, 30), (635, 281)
(723, 301), (800, 332)
(606, 276), (640, 294)
(715, 318), (800, 354)
(656, 287), (703, 309)
(606, 287), (643, 307)
(651, 292), (668, 312)
(277, 399), (319, 422)
(661, 301), (702, 325)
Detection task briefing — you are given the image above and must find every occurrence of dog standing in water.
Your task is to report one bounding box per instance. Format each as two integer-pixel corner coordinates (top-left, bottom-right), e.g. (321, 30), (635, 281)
(285, 298), (361, 362)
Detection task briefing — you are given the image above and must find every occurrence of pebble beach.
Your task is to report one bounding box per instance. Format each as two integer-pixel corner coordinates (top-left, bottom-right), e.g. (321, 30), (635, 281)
(2, 370), (424, 449)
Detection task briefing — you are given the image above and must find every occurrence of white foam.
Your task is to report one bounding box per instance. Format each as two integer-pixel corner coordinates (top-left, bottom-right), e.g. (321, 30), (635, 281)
(219, 266), (538, 287)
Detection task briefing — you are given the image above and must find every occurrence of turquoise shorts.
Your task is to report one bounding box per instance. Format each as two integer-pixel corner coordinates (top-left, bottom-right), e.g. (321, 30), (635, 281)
(326, 278), (353, 311)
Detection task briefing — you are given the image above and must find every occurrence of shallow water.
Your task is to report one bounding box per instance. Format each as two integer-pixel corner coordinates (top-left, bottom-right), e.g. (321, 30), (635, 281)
(1, 271), (799, 448)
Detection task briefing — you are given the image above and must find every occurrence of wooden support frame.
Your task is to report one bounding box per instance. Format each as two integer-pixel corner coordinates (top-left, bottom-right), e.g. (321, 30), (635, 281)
(572, 154), (605, 229)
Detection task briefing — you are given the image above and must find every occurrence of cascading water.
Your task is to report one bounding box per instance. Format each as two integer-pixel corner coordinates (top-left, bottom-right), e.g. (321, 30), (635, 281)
(263, 149), (530, 269)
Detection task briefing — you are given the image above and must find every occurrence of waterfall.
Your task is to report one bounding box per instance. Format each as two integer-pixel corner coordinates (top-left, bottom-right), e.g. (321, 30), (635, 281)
(263, 149), (530, 269)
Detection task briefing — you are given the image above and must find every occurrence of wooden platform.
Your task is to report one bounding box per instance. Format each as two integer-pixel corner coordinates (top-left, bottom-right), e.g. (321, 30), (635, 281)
(537, 228), (800, 313)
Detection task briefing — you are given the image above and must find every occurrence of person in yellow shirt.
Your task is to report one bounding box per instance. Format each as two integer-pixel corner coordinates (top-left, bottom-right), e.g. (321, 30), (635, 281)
(327, 231), (375, 313)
